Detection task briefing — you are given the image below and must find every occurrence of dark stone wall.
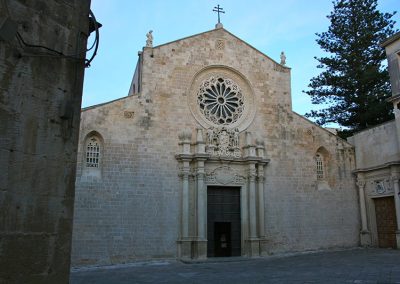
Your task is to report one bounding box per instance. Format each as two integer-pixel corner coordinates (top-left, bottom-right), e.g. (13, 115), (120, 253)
(0, 0), (91, 283)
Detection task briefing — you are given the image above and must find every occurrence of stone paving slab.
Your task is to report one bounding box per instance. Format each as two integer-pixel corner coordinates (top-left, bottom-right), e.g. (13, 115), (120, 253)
(70, 248), (400, 284)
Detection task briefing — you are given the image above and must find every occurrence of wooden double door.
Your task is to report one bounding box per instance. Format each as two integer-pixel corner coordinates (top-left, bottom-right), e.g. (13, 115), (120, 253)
(374, 196), (397, 249)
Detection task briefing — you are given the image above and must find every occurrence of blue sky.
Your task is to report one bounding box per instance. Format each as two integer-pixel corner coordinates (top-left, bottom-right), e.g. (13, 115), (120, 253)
(83, 0), (399, 120)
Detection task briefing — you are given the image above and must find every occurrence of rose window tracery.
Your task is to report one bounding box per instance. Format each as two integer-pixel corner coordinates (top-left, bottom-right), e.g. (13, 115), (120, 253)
(197, 77), (244, 125)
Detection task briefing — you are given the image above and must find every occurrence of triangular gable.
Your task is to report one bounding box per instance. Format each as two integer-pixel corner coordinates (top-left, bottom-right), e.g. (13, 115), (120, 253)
(151, 27), (290, 69)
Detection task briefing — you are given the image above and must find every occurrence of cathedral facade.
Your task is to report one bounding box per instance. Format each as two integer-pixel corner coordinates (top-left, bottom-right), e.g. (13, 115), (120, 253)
(71, 26), (360, 266)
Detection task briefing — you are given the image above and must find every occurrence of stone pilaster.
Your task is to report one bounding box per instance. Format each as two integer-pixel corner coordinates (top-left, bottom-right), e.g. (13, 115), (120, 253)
(390, 172), (400, 249)
(257, 167), (265, 238)
(181, 161), (190, 238)
(356, 175), (371, 246)
(177, 130), (193, 258)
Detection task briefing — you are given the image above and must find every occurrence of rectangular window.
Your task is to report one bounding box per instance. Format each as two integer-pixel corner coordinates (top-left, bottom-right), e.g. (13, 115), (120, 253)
(316, 155), (324, 180)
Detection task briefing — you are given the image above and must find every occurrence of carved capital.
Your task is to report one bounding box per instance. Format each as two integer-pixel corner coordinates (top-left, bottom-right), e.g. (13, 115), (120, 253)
(178, 172), (190, 180)
(196, 172), (205, 179)
(356, 179), (366, 189)
(194, 166), (205, 173)
(189, 172), (196, 181)
(248, 168), (257, 182)
(391, 175), (400, 183)
(178, 163), (191, 178)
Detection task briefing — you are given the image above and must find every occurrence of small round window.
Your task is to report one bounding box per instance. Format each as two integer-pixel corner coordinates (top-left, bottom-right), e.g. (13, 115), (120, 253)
(197, 77), (244, 125)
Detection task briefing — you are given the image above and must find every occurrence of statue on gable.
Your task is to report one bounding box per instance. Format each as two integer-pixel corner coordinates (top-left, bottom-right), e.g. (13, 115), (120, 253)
(280, 51), (286, 66)
(146, 30), (153, 47)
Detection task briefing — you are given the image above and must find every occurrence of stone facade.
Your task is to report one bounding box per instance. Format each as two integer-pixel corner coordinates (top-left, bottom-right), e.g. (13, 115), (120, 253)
(348, 121), (400, 247)
(0, 0), (91, 283)
(72, 27), (359, 266)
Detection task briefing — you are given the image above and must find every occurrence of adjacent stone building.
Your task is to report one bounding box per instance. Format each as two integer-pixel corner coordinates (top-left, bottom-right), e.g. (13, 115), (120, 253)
(72, 25), (360, 266)
(348, 31), (400, 249)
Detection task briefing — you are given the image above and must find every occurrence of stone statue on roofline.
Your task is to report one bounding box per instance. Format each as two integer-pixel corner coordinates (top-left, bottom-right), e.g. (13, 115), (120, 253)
(280, 51), (286, 65)
(146, 30), (153, 47)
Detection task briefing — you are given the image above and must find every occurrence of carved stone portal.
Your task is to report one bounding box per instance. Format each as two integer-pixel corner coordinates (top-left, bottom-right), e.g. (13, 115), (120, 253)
(176, 128), (269, 259)
(206, 127), (241, 158)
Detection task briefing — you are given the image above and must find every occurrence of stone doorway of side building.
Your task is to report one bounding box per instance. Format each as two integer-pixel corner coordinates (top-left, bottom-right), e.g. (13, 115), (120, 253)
(207, 186), (241, 257)
(374, 196), (397, 249)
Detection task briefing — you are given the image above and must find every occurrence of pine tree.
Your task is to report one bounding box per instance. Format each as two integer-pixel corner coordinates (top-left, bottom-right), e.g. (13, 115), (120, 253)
(304, 0), (397, 136)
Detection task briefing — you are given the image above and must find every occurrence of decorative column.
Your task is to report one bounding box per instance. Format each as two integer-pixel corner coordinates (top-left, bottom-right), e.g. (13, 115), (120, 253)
(248, 162), (257, 240)
(177, 130), (192, 258)
(256, 139), (266, 238)
(356, 175), (371, 246)
(196, 160), (206, 238)
(390, 171), (400, 248)
(195, 128), (208, 258)
(181, 161), (190, 238)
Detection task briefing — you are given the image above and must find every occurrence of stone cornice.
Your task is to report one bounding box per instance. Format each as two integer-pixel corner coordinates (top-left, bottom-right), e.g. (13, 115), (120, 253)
(380, 31), (400, 48)
(387, 94), (400, 103)
(207, 156), (270, 164)
(353, 161), (400, 174)
(192, 153), (210, 160)
(175, 154), (194, 161)
(176, 153), (270, 164)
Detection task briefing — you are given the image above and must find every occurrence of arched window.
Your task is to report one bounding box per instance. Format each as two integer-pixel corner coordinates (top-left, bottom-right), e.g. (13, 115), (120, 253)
(315, 153), (324, 180)
(315, 147), (330, 190)
(86, 136), (101, 168)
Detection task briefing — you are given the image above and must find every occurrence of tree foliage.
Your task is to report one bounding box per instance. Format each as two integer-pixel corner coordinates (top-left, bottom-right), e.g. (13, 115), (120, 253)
(304, 0), (397, 135)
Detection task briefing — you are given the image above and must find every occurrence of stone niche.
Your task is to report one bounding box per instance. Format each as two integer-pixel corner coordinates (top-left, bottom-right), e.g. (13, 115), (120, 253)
(176, 128), (269, 259)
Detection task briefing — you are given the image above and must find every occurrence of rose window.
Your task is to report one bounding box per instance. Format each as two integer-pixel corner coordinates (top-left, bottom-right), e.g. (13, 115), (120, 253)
(197, 77), (244, 125)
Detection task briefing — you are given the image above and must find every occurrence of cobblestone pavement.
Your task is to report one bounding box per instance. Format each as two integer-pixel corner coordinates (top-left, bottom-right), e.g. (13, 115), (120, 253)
(70, 248), (400, 284)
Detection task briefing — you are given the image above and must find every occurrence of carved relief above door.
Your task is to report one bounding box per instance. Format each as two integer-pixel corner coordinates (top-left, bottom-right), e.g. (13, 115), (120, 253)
(206, 166), (245, 185)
